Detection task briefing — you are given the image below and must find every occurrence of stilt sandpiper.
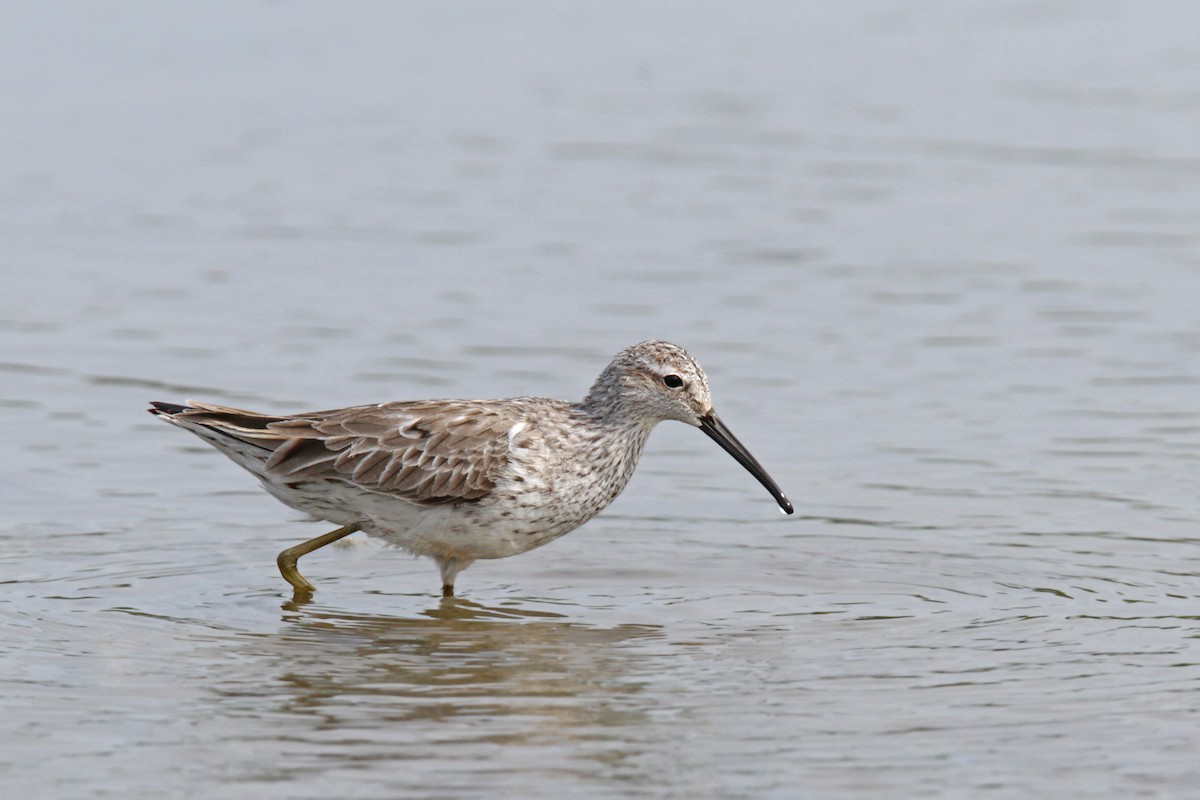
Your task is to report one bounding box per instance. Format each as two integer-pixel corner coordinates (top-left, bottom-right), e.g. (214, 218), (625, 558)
(150, 340), (792, 598)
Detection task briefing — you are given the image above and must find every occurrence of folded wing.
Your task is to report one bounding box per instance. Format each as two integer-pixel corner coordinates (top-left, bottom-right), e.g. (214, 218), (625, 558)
(170, 400), (517, 505)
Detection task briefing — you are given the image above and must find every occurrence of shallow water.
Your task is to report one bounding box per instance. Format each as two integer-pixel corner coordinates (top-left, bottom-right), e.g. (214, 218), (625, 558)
(3, 3), (1200, 798)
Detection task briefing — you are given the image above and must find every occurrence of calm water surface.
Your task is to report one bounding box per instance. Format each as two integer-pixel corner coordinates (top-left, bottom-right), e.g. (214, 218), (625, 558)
(2, 3), (1199, 798)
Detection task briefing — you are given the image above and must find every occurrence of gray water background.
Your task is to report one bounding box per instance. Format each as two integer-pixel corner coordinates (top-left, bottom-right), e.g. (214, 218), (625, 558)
(2, 2), (1199, 798)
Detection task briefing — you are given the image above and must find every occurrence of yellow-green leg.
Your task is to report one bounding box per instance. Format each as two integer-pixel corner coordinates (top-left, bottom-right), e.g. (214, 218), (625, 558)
(277, 524), (360, 593)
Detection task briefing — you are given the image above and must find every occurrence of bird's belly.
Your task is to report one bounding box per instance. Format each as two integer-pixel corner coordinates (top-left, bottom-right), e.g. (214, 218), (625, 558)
(266, 478), (601, 561)
(369, 499), (594, 561)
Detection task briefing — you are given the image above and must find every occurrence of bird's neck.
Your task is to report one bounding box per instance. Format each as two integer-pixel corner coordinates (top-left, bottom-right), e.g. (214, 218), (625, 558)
(561, 400), (658, 510)
(578, 368), (653, 425)
(576, 371), (662, 480)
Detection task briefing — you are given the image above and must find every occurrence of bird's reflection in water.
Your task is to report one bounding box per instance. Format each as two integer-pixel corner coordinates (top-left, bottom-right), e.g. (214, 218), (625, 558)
(220, 594), (665, 739)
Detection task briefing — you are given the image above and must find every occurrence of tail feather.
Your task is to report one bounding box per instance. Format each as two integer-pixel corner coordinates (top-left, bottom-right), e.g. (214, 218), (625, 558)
(150, 400), (280, 425)
(148, 400), (289, 456)
(148, 401), (190, 416)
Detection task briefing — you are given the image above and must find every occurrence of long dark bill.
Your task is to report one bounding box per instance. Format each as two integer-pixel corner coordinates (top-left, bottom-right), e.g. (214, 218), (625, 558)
(699, 412), (794, 514)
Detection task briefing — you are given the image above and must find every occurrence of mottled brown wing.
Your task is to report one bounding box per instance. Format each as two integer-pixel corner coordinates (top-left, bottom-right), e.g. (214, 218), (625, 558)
(261, 400), (517, 505)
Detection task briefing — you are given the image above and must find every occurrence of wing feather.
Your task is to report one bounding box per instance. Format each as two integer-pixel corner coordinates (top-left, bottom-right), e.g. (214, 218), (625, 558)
(168, 399), (523, 505)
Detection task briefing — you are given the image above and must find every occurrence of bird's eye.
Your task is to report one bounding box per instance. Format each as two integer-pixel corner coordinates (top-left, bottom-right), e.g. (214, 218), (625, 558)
(663, 374), (685, 389)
